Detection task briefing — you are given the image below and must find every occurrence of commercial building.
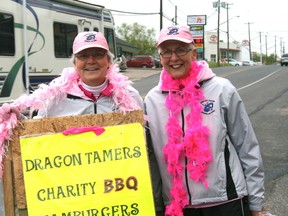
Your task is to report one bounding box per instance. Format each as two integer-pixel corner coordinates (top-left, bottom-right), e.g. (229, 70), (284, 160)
(201, 31), (250, 62)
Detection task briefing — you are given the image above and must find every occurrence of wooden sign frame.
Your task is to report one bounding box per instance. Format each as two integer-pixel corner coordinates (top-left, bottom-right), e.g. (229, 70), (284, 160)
(3, 110), (144, 216)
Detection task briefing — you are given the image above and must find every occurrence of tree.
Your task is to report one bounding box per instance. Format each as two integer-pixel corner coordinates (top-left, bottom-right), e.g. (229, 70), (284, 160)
(116, 23), (157, 55)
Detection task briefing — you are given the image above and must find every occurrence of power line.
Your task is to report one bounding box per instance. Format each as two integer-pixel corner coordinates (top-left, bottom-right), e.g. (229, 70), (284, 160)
(167, 0), (176, 6)
(162, 13), (174, 22)
(109, 9), (159, 15)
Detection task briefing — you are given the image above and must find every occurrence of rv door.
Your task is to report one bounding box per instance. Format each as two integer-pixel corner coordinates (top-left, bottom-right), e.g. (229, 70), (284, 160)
(78, 19), (92, 31)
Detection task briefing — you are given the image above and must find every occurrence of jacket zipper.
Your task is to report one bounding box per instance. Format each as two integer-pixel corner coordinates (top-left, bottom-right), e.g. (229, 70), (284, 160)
(182, 109), (192, 205)
(94, 102), (97, 114)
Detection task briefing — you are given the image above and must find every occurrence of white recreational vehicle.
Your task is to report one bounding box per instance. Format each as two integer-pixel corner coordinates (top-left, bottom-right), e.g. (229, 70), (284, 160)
(0, 0), (118, 104)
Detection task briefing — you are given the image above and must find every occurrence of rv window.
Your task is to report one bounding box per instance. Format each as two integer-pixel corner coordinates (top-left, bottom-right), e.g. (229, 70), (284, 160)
(0, 13), (15, 56)
(104, 28), (116, 57)
(53, 22), (78, 58)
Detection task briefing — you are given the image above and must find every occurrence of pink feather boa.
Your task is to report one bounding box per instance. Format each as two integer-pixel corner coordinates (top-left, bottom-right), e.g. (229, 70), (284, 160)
(161, 61), (213, 216)
(0, 64), (140, 177)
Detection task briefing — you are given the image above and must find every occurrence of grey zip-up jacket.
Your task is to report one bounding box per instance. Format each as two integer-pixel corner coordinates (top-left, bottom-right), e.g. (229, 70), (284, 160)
(144, 61), (264, 212)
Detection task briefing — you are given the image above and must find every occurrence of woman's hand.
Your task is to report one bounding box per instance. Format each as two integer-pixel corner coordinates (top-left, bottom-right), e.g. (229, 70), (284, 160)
(251, 208), (276, 216)
(0, 103), (21, 121)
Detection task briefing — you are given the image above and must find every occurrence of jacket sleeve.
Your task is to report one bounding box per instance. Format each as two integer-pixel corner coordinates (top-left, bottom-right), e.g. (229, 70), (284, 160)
(225, 87), (265, 211)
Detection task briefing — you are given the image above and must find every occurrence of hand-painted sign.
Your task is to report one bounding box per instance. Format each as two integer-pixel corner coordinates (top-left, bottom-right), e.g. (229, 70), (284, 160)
(20, 123), (155, 216)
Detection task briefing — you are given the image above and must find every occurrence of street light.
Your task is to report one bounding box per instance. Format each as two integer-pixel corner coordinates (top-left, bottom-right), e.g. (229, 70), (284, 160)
(219, 15), (239, 26)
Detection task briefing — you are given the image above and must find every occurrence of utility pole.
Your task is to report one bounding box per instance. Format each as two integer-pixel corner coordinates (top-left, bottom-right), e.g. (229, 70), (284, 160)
(265, 34), (268, 64)
(160, 0), (163, 30)
(225, 3), (233, 63)
(259, 32), (262, 64)
(280, 37), (282, 56)
(213, 0), (228, 66)
(245, 22), (253, 60)
(174, 5), (177, 25)
(275, 36), (277, 61)
(217, 0), (220, 66)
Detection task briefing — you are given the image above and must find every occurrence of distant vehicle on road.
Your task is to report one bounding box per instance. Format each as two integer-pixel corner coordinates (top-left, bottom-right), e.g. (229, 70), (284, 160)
(127, 55), (155, 68)
(229, 58), (243, 66)
(280, 53), (288, 66)
(242, 60), (255, 66)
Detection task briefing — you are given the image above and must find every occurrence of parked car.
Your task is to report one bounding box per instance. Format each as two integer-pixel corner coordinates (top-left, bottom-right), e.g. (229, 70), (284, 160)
(280, 53), (288, 66)
(242, 60), (255, 66)
(115, 55), (127, 71)
(228, 58), (242, 66)
(127, 55), (155, 68)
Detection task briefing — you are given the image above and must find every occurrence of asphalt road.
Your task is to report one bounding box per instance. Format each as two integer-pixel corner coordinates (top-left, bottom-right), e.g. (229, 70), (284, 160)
(127, 65), (288, 216)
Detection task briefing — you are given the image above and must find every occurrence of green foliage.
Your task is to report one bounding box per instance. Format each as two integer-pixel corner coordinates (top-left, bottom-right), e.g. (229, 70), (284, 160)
(116, 23), (157, 55)
(206, 61), (230, 68)
(252, 53), (277, 65)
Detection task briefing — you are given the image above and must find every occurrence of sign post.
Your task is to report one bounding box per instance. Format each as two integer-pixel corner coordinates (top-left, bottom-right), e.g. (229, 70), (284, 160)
(187, 15), (207, 60)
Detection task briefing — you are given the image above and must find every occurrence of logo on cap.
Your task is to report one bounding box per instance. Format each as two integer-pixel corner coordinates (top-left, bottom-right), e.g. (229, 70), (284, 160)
(84, 33), (97, 42)
(167, 27), (180, 36)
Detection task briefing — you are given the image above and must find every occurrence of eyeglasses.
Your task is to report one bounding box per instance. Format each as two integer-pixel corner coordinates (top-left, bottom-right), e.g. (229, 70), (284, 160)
(160, 47), (192, 58)
(75, 51), (106, 61)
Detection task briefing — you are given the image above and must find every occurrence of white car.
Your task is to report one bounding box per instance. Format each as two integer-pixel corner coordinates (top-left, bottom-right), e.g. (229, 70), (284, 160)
(228, 58), (243, 66)
(242, 60), (255, 66)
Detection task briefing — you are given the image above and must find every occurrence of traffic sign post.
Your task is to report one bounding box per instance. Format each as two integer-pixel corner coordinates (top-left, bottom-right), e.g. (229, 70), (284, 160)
(187, 15), (207, 60)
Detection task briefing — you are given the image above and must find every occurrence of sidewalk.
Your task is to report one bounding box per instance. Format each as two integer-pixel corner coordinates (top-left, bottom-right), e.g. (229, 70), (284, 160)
(121, 68), (161, 81)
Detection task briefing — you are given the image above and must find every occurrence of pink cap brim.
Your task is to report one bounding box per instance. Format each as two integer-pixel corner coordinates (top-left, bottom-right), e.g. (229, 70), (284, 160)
(157, 37), (193, 47)
(73, 44), (108, 54)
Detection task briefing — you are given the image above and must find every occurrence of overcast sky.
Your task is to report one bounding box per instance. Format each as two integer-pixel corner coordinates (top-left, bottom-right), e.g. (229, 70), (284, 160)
(86, 0), (287, 56)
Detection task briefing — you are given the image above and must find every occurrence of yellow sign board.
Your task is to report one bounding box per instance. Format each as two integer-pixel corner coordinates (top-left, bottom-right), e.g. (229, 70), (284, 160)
(20, 123), (155, 216)
(194, 44), (203, 48)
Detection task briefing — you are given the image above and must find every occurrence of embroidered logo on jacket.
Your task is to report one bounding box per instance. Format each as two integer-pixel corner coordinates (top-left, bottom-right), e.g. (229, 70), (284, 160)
(201, 100), (215, 115)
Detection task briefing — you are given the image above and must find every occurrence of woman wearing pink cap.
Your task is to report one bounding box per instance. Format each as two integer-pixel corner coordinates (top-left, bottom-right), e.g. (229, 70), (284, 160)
(0, 31), (144, 180)
(145, 26), (273, 216)
(31, 31), (144, 117)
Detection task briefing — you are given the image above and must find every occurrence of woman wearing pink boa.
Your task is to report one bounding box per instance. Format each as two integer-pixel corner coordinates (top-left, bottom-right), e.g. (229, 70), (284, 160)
(0, 31), (144, 210)
(145, 25), (274, 216)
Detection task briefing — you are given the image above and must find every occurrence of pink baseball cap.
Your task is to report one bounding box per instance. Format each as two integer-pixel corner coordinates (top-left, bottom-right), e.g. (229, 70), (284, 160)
(73, 31), (109, 54)
(157, 25), (194, 47)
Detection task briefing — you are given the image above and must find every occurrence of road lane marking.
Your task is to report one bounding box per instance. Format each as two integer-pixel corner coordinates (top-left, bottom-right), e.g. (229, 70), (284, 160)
(237, 69), (282, 91)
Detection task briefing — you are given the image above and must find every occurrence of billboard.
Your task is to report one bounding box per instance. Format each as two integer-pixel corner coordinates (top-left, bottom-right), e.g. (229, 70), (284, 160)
(187, 15), (207, 25)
